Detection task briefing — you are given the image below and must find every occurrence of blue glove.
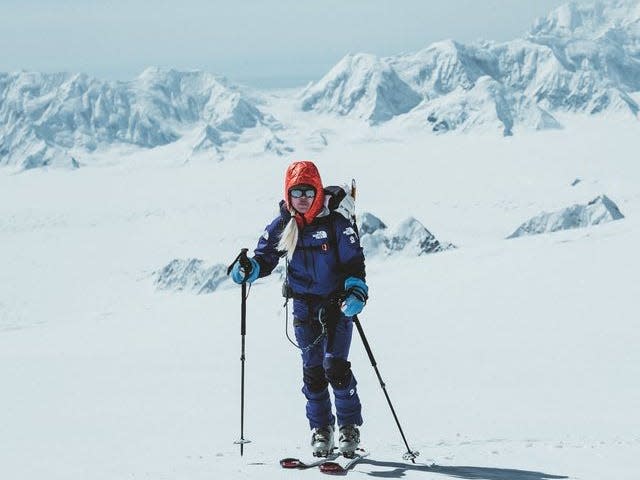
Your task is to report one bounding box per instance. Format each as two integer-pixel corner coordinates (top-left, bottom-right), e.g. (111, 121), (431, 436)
(231, 257), (260, 284)
(341, 277), (368, 317)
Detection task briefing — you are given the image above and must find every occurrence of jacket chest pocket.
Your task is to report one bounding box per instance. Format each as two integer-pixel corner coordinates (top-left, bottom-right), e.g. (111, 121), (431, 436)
(307, 229), (332, 255)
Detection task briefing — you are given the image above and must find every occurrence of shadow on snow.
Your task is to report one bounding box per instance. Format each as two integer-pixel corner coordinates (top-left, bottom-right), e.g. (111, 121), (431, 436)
(356, 458), (569, 479)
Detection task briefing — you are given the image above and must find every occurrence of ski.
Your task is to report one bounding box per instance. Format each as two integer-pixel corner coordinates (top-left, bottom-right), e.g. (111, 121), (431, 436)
(319, 449), (369, 475)
(280, 452), (340, 470)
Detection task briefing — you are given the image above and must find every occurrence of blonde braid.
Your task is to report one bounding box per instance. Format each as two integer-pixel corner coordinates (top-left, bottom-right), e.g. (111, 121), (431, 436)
(277, 211), (299, 260)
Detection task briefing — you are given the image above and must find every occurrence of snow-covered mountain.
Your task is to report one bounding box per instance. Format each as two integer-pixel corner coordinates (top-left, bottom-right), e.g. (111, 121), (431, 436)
(303, 0), (640, 134)
(0, 68), (279, 168)
(2, 0), (640, 170)
(300, 53), (422, 125)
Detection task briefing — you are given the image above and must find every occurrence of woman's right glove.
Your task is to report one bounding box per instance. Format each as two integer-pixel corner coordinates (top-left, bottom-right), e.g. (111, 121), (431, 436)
(231, 257), (260, 284)
(341, 277), (368, 317)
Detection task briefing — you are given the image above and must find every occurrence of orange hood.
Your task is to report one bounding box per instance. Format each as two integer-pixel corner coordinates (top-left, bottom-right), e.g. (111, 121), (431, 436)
(284, 161), (325, 226)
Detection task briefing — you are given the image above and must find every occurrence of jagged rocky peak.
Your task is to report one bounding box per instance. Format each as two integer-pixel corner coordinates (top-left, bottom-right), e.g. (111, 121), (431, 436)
(192, 125), (224, 158)
(0, 121), (83, 170)
(300, 53), (422, 124)
(264, 133), (294, 156)
(357, 212), (387, 235)
(357, 213), (454, 257)
(22, 146), (80, 170)
(507, 194), (625, 238)
(388, 217), (451, 255)
(155, 258), (229, 294)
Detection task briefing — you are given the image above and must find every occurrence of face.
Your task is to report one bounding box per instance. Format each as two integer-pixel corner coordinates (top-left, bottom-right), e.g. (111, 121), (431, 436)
(289, 186), (316, 214)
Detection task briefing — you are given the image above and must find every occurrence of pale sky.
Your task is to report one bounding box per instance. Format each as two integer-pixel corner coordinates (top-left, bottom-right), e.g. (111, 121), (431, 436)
(0, 0), (567, 87)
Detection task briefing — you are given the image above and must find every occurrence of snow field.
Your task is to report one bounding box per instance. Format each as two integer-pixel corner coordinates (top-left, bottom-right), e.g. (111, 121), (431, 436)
(1, 115), (640, 478)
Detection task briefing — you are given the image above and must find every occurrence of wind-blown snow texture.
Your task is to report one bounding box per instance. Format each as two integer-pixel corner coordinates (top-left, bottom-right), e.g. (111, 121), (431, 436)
(2, 1), (640, 169)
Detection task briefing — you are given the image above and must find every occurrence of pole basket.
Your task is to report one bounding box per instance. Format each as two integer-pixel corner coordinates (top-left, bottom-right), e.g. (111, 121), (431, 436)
(402, 450), (420, 462)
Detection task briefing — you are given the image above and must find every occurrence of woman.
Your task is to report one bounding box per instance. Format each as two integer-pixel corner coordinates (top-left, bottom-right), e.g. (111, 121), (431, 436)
(231, 160), (369, 457)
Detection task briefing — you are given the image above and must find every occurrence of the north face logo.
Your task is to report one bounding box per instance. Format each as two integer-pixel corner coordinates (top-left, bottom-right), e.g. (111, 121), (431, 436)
(313, 230), (328, 240)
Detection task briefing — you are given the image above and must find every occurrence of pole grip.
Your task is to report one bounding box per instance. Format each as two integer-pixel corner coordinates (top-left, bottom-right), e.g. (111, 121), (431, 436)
(227, 248), (251, 276)
(238, 248), (252, 275)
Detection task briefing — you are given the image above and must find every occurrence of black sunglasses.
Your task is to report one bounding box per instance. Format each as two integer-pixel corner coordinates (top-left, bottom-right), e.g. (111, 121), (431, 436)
(290, 188), (316, 199)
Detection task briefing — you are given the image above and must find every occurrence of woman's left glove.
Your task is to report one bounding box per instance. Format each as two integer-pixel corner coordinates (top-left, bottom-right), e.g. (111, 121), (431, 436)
(341, 277), (368, 317)
(231, 257), (260, 284)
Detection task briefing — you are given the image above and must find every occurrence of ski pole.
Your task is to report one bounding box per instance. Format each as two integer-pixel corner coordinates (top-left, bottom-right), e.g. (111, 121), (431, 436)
(227, 248), (253, 456)
(350, 179), (418, 461)
(353, 315), (419, 463)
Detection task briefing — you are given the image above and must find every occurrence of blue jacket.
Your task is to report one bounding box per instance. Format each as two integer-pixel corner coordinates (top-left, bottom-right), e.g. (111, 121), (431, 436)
(253, 201), (366, 313)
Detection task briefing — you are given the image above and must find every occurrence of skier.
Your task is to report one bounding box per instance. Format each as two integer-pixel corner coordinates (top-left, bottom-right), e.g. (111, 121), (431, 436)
(230, 160), (369, 457)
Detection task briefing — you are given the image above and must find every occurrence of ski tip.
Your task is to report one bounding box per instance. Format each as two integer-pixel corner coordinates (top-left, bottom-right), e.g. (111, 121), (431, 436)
(280, 458), (302, 469)
(318, 450), (368, 474)
(319, 461), (346, 475)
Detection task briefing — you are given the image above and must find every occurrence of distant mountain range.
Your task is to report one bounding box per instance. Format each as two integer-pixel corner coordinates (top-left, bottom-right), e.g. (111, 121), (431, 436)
(1, 0), (639, 169)
(0, 68), (284, 168)
(303, 0), (640, 133)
